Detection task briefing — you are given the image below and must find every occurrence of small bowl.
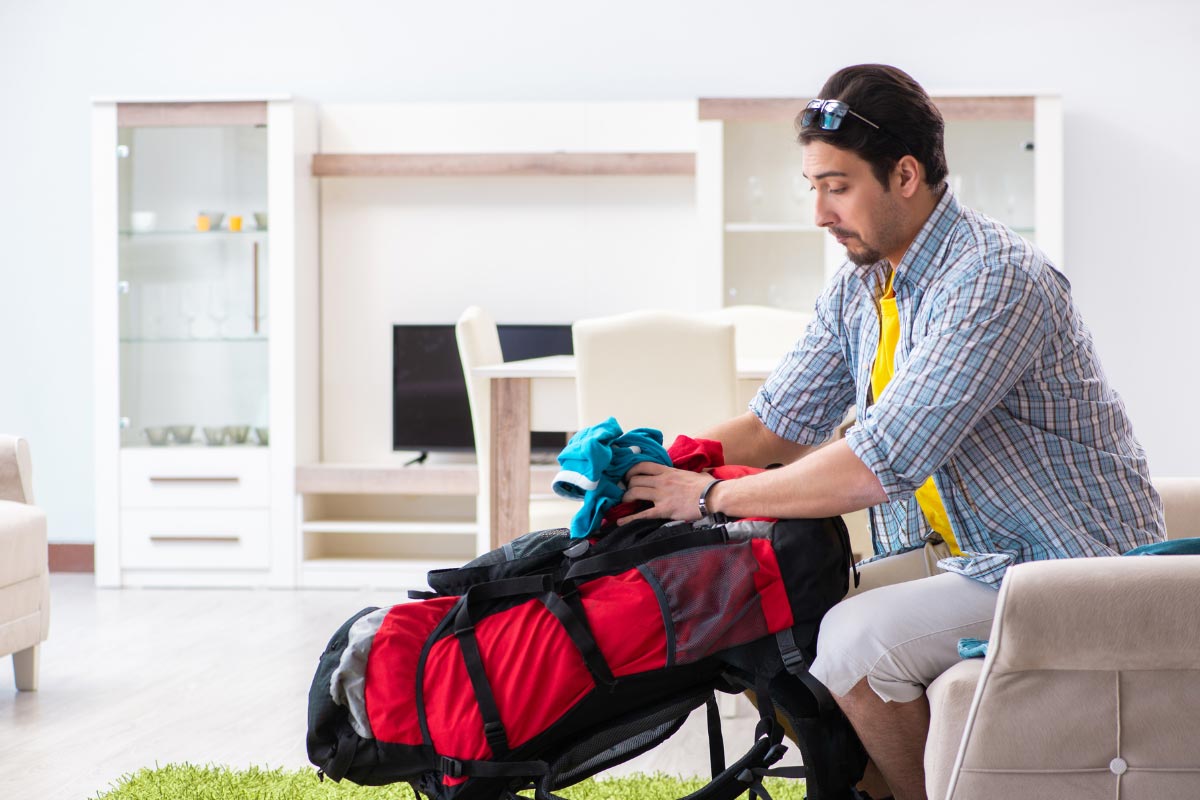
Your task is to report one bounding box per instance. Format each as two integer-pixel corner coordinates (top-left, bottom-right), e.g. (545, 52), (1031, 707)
(145, 427), (169, 446)
(199, 211), (225, 230)
(225, 425), (251, 444)
(253, 212), (268, 231)
(168, 425), (195, 444)
(254, 426), (269, 446)
(203, 426), (227, 446)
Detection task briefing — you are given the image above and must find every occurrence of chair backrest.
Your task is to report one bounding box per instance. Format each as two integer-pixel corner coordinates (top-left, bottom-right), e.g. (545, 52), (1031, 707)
(712, 304), (813, 362)
(573, 310), (738, 444)
(943, 556), (1200, 799)
(455, 306), (505, 468)
(1155, 476), (1200, 540)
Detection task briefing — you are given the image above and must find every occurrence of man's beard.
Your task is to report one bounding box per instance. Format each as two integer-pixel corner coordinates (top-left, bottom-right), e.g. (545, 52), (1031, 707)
(835, 194), (905, 267)
(830, 229), (886, 266)
(844, 237), (885, 266)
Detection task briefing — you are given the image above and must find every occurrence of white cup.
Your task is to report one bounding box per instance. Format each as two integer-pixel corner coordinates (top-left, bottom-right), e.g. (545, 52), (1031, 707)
(130, 211), (157, 233)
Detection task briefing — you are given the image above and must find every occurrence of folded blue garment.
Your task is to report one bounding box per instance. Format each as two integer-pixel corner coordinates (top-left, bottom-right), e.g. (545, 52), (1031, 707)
(552, 417), (671, 538)
(1124, 537), (1200, 556)
(957, 637), (989, 659)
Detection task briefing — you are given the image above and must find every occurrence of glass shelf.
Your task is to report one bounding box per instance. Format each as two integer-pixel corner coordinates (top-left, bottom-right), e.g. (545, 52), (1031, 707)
(120, 336), (269, 344)
(119, 230), (267, 239)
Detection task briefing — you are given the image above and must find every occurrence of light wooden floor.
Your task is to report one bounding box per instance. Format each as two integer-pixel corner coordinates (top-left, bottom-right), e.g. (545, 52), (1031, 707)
(1, 575), (801, 800)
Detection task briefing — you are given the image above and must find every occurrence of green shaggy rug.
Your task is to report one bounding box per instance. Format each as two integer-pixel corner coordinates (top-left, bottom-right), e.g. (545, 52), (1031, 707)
(92, 764), (808, 799)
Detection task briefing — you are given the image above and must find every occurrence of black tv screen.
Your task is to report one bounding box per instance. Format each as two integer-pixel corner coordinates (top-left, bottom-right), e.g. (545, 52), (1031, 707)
(392, 323), (573, 453)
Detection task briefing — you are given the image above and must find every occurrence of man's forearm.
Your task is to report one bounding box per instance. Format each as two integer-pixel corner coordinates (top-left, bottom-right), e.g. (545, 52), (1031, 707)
(706, 437), (887, 519)
(699, 411), (815, 468)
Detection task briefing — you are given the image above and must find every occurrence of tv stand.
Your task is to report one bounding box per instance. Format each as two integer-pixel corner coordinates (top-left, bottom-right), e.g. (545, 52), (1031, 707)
(294, 461), (559, 589)
(403, 451), (429, 467)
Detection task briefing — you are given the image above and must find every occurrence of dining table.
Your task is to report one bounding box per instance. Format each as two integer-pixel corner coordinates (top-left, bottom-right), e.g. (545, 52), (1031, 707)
(472, 354), (777, 548)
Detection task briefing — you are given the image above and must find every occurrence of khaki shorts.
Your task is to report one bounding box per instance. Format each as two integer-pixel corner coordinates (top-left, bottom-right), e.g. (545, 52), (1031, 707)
(808, 542), (999, 703)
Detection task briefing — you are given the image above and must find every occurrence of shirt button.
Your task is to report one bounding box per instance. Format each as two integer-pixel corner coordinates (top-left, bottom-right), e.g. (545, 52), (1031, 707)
(1109, 757), (1128, 775)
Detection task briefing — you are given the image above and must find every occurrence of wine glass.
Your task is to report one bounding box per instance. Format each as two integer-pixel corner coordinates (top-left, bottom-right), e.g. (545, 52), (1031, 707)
(208, 284), (229, 338)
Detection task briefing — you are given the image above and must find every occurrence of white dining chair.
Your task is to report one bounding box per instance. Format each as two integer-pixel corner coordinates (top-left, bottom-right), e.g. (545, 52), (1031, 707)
(456, 307), (575, 553)
(712, 304), (814, 363)
(572, 310), (739, 446)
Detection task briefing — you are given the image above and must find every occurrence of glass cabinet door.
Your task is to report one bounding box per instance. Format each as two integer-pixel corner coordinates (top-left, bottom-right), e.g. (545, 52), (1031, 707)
(116, 123), (270, 448)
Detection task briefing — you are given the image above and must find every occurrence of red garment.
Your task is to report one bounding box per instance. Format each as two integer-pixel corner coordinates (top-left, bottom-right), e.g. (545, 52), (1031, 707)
(600, 436), (767, 527)
(667, 435), (725, 472)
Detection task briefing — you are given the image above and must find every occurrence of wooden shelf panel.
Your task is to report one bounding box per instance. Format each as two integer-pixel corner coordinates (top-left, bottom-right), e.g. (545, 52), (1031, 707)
(311, 152), (696, 177)
(117, 101), (267, 128)
(302, 520), (476, 535)
(699, 96), (1035, 123)
(295, 462), (560, 495)
(296, 463), (478, 495)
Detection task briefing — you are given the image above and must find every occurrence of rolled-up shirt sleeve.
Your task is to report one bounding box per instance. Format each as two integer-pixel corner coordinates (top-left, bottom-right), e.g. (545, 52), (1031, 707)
(845, 265), (1048, 499)
(751, 289), (856, 446)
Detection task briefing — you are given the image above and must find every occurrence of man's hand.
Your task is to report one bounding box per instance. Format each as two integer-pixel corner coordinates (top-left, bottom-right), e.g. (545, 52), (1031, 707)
(619, 462), (716, 525)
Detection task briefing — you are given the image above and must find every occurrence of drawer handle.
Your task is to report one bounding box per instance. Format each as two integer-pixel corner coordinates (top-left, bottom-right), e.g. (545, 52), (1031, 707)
(149, 534), (241, 544)
(148, 476), (241, 484)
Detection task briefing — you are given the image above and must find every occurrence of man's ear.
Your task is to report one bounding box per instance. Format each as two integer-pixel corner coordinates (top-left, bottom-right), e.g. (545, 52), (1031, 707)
(894, 155), (924, 198)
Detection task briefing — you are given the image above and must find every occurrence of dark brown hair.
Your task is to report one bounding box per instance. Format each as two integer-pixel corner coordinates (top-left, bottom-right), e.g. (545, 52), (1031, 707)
(797, 64), (948, 190)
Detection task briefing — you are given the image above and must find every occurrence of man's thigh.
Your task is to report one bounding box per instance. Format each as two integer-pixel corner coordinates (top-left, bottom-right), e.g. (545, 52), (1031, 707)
(810, 571), (998, 702)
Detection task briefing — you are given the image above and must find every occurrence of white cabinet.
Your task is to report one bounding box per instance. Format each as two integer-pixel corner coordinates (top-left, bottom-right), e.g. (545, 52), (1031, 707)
(92, 97), (319, 587)
(696, 95), (1064, 311)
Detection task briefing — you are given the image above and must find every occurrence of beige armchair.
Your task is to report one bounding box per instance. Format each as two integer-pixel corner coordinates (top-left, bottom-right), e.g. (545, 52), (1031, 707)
(925, 477), (1200, 799)
(0, 435), (49, 691)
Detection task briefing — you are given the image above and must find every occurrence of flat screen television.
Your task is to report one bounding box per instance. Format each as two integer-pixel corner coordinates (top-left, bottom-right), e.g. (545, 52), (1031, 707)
(392, 323), (573, 454)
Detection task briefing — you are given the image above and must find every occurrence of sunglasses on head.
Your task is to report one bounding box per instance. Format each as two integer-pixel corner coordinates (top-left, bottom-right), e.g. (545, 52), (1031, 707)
(801, 99), (881, 131)
(801, 98), (913, 155)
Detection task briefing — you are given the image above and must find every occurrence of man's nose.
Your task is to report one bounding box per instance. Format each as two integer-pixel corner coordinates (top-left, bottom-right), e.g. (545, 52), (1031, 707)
(814, 192), (836, 228)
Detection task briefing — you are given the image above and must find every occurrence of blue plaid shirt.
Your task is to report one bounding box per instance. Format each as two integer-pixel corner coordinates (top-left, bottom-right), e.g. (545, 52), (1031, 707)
(751, 187), (1164, 587)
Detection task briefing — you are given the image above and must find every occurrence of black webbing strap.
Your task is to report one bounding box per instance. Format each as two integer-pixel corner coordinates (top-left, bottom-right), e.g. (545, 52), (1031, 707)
(453, 574), (554, 757)
(775, 627), (807, 676)
(325, 726), (360, 782)
(792, 661), (839, 718)
(563, 527), (728, 581)
(705, 694), (726, 778)
(437, 755), (549, 780)
(456, 623), (510, 755)
(465, 574), (554, 606)
(416, 599), (463, 749)
(538, 592), (615, 687)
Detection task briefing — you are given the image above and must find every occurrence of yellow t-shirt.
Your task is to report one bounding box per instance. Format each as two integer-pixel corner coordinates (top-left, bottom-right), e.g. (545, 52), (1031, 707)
(870, 271), (962, 556)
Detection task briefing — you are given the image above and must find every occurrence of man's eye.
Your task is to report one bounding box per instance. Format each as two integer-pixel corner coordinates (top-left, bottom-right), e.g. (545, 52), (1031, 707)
(828, 186), (846, 195)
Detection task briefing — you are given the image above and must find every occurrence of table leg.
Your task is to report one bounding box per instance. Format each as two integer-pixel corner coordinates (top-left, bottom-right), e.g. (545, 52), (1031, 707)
(490, 376), (531, 548)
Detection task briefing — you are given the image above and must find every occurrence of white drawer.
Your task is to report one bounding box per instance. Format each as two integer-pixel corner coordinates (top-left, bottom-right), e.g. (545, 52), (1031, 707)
(120, 508), (270, 569)
(121, 448), (270, 509)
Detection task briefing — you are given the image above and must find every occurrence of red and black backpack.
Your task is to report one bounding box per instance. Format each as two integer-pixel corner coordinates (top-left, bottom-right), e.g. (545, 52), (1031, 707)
(307, 514), (869, 800)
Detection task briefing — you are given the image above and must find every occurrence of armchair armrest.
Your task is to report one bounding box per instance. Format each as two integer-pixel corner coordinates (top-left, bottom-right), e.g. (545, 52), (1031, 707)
(0, 435), (33, 505)
(989, 556), (1200, 674)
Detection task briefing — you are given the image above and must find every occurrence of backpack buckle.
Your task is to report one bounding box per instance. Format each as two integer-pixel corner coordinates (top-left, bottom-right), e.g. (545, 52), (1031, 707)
(483, 720), (508, 751)
(765, 743), (788, 764)
(781, 646), (806, 672)
(439, 756), (465, 778)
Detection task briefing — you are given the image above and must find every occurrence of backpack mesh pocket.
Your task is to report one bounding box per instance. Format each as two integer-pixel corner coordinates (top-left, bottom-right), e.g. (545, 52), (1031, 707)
(644, 541), (769, 665)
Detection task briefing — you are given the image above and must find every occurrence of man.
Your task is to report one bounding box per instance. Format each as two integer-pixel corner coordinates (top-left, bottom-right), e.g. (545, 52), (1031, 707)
(621, 65), (1163, 800)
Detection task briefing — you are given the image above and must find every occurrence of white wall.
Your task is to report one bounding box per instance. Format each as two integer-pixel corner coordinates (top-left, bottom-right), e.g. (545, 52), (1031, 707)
(1, 0), (1196, 542)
